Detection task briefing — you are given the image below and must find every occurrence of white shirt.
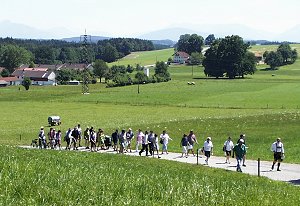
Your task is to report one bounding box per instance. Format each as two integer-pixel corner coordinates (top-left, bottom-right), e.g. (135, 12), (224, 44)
(224, 140), (234, 151)
(142, 134), (148, 144)
(160, 133), (171, 144)
(203, 140), (213, 151)
(271, 141), (284, 153)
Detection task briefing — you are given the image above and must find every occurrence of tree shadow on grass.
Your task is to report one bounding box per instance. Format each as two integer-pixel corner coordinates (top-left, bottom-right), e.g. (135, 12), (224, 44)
(192, 77), (252, 80)
(259, 67), (278, 71)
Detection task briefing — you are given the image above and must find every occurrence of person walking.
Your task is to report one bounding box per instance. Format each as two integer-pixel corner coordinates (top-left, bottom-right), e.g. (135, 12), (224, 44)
(136, 129), (144, 152)
(271, 138), (285, 171)
(203, 137), (213, 164)
(232, 139), (247, 172)
(90, 129), (97, 152)
(148, 131), (155, 156)
(126, 128), (134, 153)
(119, 129), (126, 154)
(38, 126), (46, 149)
(112, 129), (119, 152)
(77, 124), (82, 147)
(84, 127), (90, 149)
(160, 130), (172, 155)
(139, 131), (149, 156)
(237, 134), (247, 166)
(153, 134), (161, 158)
(180, 134), (189, 158)
(223, 136), (234, 164)
(187, 130), (198, 156)
(55, 130), (62, 150)
(65, 128), (72, 150)
(71, 126), (80, 150)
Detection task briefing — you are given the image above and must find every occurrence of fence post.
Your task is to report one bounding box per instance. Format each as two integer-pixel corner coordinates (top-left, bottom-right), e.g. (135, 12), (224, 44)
(197, 148), (199, 165)
(20, 134), (21, 141)
(258, 158), (260, 177)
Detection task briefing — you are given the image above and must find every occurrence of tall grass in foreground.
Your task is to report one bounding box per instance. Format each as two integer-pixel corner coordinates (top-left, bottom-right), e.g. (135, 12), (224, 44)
(0, 146), (299, 205)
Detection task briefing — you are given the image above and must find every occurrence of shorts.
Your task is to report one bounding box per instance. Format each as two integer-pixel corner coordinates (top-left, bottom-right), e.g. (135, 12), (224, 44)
(182, 146), (187, 153)
(226, 150), (232, 156)
(204, 151), (211, 157)
(162, 143), (167, 151)
(188, 145), (193, 150)
(274, 152), (282, 161)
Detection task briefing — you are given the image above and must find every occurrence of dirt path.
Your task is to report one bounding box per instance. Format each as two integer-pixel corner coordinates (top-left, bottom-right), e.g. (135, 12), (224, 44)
(20, 146), (300, 185)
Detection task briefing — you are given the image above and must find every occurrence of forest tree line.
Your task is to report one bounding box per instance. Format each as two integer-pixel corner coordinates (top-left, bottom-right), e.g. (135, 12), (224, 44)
(0, 37), (155, 74)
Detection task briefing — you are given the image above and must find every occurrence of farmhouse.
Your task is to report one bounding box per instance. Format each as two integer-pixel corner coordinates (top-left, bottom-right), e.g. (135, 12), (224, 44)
(254, 52), (265, 64)
(173, 51), (190, 64)
(12, 68), (56, 86)
(0, 77), (22, 86)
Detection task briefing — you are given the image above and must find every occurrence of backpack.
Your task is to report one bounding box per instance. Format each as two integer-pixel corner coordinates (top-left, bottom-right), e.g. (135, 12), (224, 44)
(160, 138), (164, 144)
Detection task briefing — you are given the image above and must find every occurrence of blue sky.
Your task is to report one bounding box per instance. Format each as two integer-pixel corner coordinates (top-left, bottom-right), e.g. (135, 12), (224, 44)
(1, 0), (299, 38)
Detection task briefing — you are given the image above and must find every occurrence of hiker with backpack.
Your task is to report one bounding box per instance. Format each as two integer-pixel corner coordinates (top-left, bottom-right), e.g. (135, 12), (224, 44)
(232, 139), (247, 172)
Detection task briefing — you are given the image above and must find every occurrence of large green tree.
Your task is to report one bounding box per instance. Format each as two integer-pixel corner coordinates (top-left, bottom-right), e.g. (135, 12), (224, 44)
(34, 46), (58, 64)
(203, 35), (256, 79)
(265, 51), (283, 70)
(154, 61), (171, 82)
(203, 40), (224, 78)
(101, 43), (118, 63)
(22, 77), (31, 90)
(239, 52), (257, 77)
(189, 52), (204, 65)
(93, 59), (109, 83)
(177, 34), (204, 55)
(276, 43), (298, 64)
(205, 34), (216, 45)
(0, 44), (32, 73)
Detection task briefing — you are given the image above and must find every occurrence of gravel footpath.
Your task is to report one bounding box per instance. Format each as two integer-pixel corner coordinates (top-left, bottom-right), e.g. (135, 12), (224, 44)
(20, 146), (300, 185)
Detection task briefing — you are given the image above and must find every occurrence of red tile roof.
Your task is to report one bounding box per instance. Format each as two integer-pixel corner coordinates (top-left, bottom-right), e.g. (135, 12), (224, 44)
(0, 77), (20, 82)
(173, 51), (190, 58)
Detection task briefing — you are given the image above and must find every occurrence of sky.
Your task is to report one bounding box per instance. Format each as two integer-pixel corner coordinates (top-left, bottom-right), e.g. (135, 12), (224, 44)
(1, 0), (300, 38)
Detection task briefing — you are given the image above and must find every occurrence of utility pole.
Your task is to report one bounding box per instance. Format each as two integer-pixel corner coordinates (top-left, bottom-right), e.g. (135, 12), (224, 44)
(80, 30), (91, 94)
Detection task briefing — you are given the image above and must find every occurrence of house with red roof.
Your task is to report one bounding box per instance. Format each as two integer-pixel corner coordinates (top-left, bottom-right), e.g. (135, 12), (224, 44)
(173, 51), (190, 64)
(12, 68), (56, 86)
(0, 77), (22, 86)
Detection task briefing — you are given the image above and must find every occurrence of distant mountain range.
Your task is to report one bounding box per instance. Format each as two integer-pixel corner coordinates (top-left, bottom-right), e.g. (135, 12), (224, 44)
(1, 20), (300, 43)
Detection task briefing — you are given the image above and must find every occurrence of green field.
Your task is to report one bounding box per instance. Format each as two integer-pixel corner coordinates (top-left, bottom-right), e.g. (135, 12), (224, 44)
(1, 44), (300, 204)
(1, 146), (300, 205)
(108, 48), (174, 67)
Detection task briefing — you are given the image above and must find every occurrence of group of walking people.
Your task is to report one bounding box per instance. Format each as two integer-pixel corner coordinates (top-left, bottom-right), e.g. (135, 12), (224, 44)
(37, 126), (285, 172)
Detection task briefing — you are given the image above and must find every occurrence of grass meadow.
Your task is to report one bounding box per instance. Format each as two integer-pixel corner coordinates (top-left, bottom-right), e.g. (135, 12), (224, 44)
(1, 44), (300, 204)
(1, 146), (300, 205)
